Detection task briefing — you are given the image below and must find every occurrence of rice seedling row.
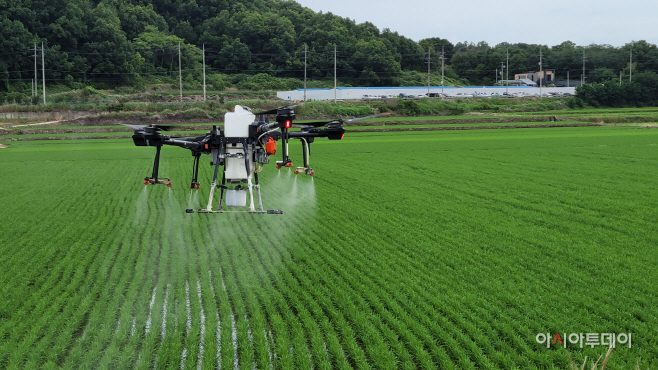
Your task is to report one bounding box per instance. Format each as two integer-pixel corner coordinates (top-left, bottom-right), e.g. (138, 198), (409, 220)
(1, 127), (657, 369)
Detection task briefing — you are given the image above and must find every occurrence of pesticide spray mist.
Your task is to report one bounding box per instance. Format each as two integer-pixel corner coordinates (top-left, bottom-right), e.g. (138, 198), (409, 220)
(268, 168), (317, 211)
(132, 186), (149, 226)
(125, 169), (317, 368)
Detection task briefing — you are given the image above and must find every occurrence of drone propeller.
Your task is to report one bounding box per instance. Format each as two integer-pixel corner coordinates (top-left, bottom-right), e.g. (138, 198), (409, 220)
(254, 105), (298, 115)
(121, 123), (176, 131)
(299, 113), (390, 128)
(344, 113), (390, 124)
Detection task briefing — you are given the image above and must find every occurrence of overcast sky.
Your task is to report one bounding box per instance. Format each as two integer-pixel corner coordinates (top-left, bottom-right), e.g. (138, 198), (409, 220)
(293, 0), (658, 47)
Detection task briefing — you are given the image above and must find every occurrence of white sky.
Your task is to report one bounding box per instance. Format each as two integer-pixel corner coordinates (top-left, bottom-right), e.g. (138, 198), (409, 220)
(293, 0), (658, 47)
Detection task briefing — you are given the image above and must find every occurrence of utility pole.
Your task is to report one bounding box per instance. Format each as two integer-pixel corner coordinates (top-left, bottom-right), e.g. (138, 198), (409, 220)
(441, 46), (445, 96)
(582, 49), (586, 85)
(334, 44), (337, 103)
(567, 71), (570, 87)
(202, 43), (206, 101)
(539, 47), (543, 98)
(427, 47), (431, 96)
(303, 44), (307, 102)
(178, 41), (182, 102)
(500, 62), (505, 86)
(41, 42), (46, 104)
(629, 45), (633, 82)
(34, 43), (37, 97)
(495, 68), (498, 85)
(506, 49), (509, 94)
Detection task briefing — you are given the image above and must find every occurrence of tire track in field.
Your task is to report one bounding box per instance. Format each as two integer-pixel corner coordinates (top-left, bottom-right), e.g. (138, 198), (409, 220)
(231, 175), (326, 369)
(257, 200), (392, 369)
(102, 203), (152, 365)
(93, 185), (166, 369)
(262, 176), (349, 369)
(179, 280), (191, 370)
(152, 283), (170, 370)
(208, 271), (222, 370)
(129, 192), (169, 369)
(220, 180), (352, 370)
(196, 280), (206, 370)
(183, 187), (228, 370)
(205, 215), (278, 370)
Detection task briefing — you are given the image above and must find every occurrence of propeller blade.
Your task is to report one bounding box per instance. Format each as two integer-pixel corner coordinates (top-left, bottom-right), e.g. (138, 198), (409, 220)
(299, 113), (389, 128)
(254, 108), (279, 115)
(343, 113), (390, 124)
(254, 105), (298, 115)
(298, 120), (341, 128)
(121, 123), (177, 132)
(152, 124), (177, 131)
(121, 123), (146, 130)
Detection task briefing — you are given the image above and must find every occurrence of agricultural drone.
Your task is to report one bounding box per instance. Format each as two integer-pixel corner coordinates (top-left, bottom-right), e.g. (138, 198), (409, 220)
(129, 105), (370, 214)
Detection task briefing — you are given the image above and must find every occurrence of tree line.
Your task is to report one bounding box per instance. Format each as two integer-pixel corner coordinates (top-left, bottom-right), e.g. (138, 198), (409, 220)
(2, 0), (658, 100)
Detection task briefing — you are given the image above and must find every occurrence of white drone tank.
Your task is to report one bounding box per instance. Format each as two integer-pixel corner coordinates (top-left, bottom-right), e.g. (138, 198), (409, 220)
(224, 105), (254, 138)
(223, 106), (255, 207)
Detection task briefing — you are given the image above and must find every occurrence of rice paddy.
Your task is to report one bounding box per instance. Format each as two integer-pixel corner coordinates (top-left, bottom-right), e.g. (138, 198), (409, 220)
(0, 125), (656, 369)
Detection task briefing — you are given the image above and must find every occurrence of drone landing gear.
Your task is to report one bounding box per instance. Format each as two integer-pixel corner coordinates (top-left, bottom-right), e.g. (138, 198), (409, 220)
(190, 209), (282, 214)
(143, 145), (173, 186)
(191, 146), (281, 214)
(293, 138), (314, 175)
(189, 153), (201, 189)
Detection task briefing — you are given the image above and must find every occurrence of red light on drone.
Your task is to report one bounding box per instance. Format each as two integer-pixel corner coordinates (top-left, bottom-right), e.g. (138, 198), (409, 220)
(285, 120), (291, 129)
(340, 133), (344, 140)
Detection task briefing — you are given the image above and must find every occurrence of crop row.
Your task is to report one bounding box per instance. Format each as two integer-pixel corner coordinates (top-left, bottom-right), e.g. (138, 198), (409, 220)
(1, 128), (657, 369)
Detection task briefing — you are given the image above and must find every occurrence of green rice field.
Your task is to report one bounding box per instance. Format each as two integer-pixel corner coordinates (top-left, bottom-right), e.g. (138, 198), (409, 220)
(0, 126), (657, 369)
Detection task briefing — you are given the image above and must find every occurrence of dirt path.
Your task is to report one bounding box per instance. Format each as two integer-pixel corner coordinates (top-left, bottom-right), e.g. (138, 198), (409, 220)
(10, 121), (61, 128)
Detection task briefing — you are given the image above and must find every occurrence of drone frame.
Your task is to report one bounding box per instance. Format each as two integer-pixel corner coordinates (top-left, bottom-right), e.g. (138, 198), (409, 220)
(129, 105), (347, 214)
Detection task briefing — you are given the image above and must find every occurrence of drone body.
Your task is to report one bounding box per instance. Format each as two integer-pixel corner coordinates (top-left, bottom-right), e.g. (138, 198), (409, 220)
(130, 105), (346, 214)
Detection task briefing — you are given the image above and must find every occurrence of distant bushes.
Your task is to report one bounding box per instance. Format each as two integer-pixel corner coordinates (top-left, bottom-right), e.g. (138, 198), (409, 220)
(576, 72), (658, 107)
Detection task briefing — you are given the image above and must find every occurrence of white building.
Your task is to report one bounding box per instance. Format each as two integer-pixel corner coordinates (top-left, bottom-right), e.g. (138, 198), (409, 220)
(277, 86), (576, 101)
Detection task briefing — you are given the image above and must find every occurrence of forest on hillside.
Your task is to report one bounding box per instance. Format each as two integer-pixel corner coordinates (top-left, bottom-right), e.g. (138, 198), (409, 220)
(2, 0), (658, 99)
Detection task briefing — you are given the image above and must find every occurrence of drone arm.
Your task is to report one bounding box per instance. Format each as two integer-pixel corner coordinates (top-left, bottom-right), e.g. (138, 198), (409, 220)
(289, 126), (345, 140)
(163, 138), (204, 151)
